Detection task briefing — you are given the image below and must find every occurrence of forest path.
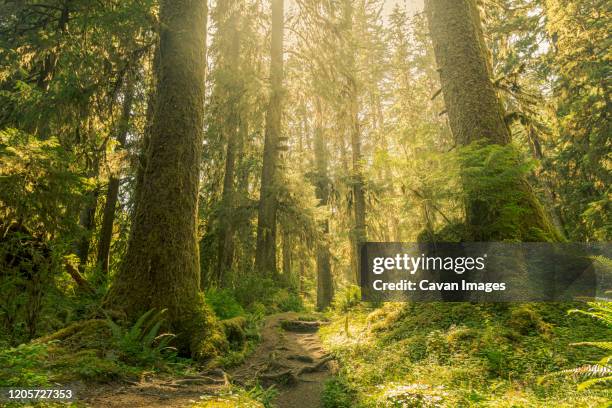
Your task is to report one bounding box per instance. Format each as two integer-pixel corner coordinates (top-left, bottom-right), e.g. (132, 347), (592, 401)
(79, 313), (333, 408)
(230, 312), (334, 408)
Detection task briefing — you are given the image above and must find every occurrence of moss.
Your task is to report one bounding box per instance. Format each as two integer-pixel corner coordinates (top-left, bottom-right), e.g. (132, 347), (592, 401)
(49, 350), (126, 382)
(220, 316), (247, 345)
(321, 302), (612, 407)
(508, 305), (552, 336)
(182, 294), (228, 362)
(35, 319), (112, 351)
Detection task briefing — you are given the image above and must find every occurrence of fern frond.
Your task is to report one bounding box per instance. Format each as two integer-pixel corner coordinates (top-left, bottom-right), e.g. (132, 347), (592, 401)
(129, 309), (156, 339)
(571, 341), (612, 351)
(577, 375), (612, 391)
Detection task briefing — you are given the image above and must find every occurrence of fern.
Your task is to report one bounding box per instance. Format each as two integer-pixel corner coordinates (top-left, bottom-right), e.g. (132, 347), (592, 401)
(539, 301), (612, 390)
(104, 309), (176, 366)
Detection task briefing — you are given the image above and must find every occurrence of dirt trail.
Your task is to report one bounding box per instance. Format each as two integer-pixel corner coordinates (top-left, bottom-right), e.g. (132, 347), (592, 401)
(231, 312), (333, 408)
(79, 313), (333, 408)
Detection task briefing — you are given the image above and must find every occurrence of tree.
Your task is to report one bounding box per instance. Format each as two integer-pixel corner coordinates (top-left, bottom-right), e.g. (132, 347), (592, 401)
(255, 0), (285, 276)
(424, 0), (561, 241)
(105, 0), (221, 358)
(96, 75), (136, 277)
(313, 98), (333, 310)
(544, 0), (611, 241)
(215, 0), (244, 284)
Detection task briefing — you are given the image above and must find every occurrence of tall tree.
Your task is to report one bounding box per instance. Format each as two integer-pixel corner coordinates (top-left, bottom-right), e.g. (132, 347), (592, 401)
(313, 98), (333, 310)
(96, 76), (136, 276)
(215, 1), (243, 284)
(424, 0), (561, 241)
(255, 0), (284, 276)
(105, 0), (219, 358)
(544, 0), (611, 241)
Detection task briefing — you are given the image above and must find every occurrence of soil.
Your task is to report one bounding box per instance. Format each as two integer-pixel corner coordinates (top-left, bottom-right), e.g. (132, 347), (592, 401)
(78, 312), (333, 408)
(231, 312), (334, 408)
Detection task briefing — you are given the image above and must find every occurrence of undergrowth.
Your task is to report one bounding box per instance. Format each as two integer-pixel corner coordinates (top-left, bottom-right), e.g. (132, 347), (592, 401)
(320, 302), (612, 407)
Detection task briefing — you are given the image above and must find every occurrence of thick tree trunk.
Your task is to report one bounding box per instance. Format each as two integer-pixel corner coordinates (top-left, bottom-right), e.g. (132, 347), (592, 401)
(313, 99), (333, 310)
(105, 0), (220, 358)
(255, 0), (284, 277)
(96, 78), (135, 276)
(216, 7), (241, 285)
(425, 0), (561, 241)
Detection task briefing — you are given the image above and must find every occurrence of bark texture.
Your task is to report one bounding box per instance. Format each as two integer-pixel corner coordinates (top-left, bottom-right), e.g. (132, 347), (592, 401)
(105, 0), (223, 358)
(255, 0), (284, 276)
(425, 0), (561, 241)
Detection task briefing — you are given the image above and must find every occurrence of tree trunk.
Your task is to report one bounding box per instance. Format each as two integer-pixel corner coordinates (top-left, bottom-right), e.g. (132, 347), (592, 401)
(75, 152), (100, 271)
(105, 0), (220, 359)
(349, 85), (366, 284)
(96, 77), (135, 277)
(313, 99), (333, 310)
(425, 0), (561, 241)
(216, 6), (241, 285)
(281, 229), (292, 280)
(255, 0), (284, 277)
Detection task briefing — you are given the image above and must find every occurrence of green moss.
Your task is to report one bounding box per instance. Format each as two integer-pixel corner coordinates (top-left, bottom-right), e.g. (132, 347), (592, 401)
(35, 319), (112, 351)
(508, 305), (552, 336)
(220, 316), (247, 345)
(183, 294), (229, 362)
(49, 350), (127, 382)
(320, 302), (612, 407)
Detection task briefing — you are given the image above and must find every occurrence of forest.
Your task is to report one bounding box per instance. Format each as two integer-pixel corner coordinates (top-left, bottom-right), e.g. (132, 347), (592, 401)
(0, 0), (610, 407)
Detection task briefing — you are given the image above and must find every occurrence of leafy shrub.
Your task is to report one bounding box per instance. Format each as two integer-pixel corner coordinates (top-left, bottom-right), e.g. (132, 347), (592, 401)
(273, 289), (303, 312)
(205, 288), (245, 319)
(0, 342), (51, 387)
(233, 276), (278, 308)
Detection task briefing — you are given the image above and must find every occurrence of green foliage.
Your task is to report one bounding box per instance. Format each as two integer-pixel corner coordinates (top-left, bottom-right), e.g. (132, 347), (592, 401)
(206, 288), (245, 319)
(321, 302), (612, 406)
(457, 141), (559, 241)
(540, 302), (612, 391)
(245, 384), (279, 408)
(231, 275), (303, 313)
(333, 285), (361, 313)
(105, 309), (177, 367)
(0, 129), (88, 237)
(322, 377), (355, 408)
(0, 342), (51, 387)
(272, 289), (304, 313)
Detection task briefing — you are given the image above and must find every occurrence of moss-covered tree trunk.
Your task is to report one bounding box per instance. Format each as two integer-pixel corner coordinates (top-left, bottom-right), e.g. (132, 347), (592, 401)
(314, 99), (334, 310)
(425, 0), (561, 241)
(96, 77), (135, 276)
(255, 0), (284, 276)
(105, 0), (222, 359)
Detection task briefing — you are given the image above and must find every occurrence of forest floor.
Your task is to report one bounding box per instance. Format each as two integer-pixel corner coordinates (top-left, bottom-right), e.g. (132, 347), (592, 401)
(231, 312), (334, 408)
(79, 312), (333, 408)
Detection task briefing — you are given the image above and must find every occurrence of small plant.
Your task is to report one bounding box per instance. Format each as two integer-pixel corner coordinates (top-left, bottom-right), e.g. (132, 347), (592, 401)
(322, 377), (354, 408)
(105, 309), (176, 367)
(333, 285), (361, 313)
(539, 301), (612, 390)
(245, 384), (278, 408)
